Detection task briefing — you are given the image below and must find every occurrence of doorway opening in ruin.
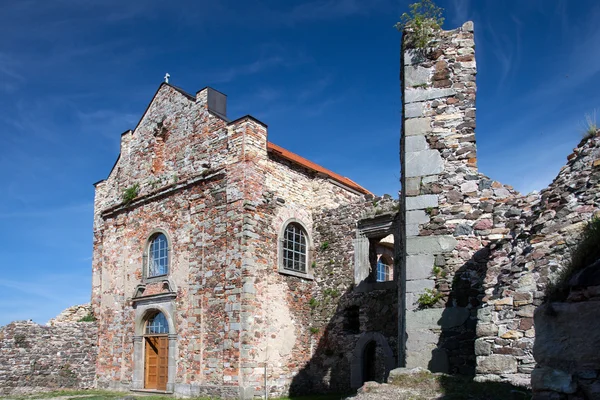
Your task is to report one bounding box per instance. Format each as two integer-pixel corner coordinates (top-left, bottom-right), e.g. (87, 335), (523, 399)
(351, 332), (395, 388)
(144, 311), (169, 390)
(362, 340), (386, 384)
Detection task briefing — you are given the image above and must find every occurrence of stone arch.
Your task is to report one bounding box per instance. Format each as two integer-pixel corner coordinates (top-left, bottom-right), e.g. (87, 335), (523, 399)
(132, 303), (177, 392)
(135, 305), (176, 336)
(350, 332), (395, 388)
(277, 217), (315, 279)
(143, 228), (173, 281)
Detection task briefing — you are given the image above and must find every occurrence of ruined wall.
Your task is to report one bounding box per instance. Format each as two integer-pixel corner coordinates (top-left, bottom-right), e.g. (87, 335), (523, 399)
(285, 195), (399, 395)
(400, 21), (501, 375)
(532, 293), (600, 399)
(0, 321), (97, 395)
(47, 303), (93, 326)
(476, 132), (600, 386)
(400, 21), (600, 387)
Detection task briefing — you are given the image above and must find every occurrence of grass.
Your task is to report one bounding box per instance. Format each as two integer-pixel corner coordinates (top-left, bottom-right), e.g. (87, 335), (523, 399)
(583, 110), (598, 139)
(388, 371), (531, 400)
(122, 183), (140, 205)
(545, 216), (600, 302)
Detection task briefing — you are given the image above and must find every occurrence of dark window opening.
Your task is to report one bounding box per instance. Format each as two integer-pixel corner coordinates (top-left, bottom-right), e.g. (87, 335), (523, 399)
(344, 306), (360, 334)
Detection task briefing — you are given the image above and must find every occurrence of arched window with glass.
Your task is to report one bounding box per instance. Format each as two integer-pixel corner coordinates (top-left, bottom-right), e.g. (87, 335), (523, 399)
(146, 232), (169, 278)
(146, 311), (169, 335)
(282, 222), (308, 273)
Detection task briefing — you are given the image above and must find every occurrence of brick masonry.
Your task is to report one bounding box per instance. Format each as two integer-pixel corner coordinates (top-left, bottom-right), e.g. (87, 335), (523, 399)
(91, 83), (398, 398)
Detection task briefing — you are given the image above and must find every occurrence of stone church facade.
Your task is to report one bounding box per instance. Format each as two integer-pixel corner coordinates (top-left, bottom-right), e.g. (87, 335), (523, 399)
(3, 20), (599, 399)
(91, 84), (400, 398)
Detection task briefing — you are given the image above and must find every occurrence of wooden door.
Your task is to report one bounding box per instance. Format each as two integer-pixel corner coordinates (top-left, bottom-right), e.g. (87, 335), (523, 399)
(145, 336), (168, 390)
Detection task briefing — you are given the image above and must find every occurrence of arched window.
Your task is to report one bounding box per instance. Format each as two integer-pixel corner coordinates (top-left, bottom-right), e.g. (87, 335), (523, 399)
(376, 255), (393, 282)
(147, 233), (169, 278)
(282, 222), (308, 273)
(146, 311), (169, 334)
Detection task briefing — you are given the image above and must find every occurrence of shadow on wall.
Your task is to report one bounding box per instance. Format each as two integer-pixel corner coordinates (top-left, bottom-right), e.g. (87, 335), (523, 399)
(428, 244), (491, 376)
(287, 268), (398, 397)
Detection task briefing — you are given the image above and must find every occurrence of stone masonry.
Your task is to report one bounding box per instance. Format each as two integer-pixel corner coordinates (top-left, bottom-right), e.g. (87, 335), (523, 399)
(400, 21), (600, 387)
(91, 83), (399, 398)
(0, 320), (98, 396)
(3, 20), (599, 398)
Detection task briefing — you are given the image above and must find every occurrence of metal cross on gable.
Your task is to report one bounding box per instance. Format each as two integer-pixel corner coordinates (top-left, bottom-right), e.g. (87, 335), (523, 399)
(164, 73), (170, 84)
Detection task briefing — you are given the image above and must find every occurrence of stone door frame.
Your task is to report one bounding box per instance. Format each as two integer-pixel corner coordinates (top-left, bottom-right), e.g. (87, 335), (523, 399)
(132, 301), (177, 393)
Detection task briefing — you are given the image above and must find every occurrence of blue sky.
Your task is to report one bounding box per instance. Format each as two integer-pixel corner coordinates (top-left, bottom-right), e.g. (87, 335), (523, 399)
(1, 0), (599, 325)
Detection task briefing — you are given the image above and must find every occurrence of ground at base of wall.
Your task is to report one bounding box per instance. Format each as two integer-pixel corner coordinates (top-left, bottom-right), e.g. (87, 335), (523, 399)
(0, 390), (348, 400)
(348, 370), (532, 400)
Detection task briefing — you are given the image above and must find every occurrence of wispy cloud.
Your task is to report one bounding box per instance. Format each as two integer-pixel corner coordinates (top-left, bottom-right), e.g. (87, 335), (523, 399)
(0, 53), (26, 93)
(209, 56), (285, 83)
(0, 272), (91, 326)
(449, 0), (471, 27)
(0, 202), (92, 219)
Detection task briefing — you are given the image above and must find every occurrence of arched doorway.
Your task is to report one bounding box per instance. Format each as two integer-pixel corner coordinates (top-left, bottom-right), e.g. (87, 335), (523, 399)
(144, 311), (169, 390)
(350, 332), (396, 388)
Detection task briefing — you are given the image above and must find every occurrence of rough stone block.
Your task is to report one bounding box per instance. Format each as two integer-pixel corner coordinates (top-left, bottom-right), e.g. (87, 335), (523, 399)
(476, 323), (498, 337)
(476, 355), (518, 374)
(405, 150), (444, 178)
(406, 194), (438, 210)
(406, 279), (435, 293)
(405, 135), (428, 152)
(534, 302), (600, 370)
(406, 254), (434, 280)
(531, 367), (576, 394)
(405, 66), (431, 87)
(405, 103), (423, 118)
(474, 339), (492, 356)
(406, 235), (457, 255)
(405, 117), (431, 136)
(405, 88), (457, 104)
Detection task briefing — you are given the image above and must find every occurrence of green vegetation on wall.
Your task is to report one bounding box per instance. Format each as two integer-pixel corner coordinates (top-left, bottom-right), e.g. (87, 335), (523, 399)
(395, 0), (445, 50)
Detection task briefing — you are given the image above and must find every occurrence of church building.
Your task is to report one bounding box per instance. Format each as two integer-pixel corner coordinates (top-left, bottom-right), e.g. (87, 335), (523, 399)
(91, 83), (399, 398)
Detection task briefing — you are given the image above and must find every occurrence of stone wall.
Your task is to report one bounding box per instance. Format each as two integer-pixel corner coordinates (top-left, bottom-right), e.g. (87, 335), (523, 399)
(0, 321), (98, 395)
(532, 298), (600, 399)
(47, 303), (93, 326)
(400, 21), (600, 387)
(286, 195), (399, 395)
(400, 21), (500, 375)
(91, 82), (375, 398)
(475, 132), (600, 385)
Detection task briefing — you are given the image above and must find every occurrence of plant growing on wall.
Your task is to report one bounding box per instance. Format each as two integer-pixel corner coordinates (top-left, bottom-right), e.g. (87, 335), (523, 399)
(583, 110), (598, 139)
(78, 313), (97, 322)
(122, 183), (140, 205)
(395, 0), (445, 50)
(417, 288), (443, 308)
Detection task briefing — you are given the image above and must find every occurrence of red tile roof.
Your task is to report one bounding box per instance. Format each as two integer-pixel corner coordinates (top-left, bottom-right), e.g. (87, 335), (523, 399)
(267, 142), (371, 195)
